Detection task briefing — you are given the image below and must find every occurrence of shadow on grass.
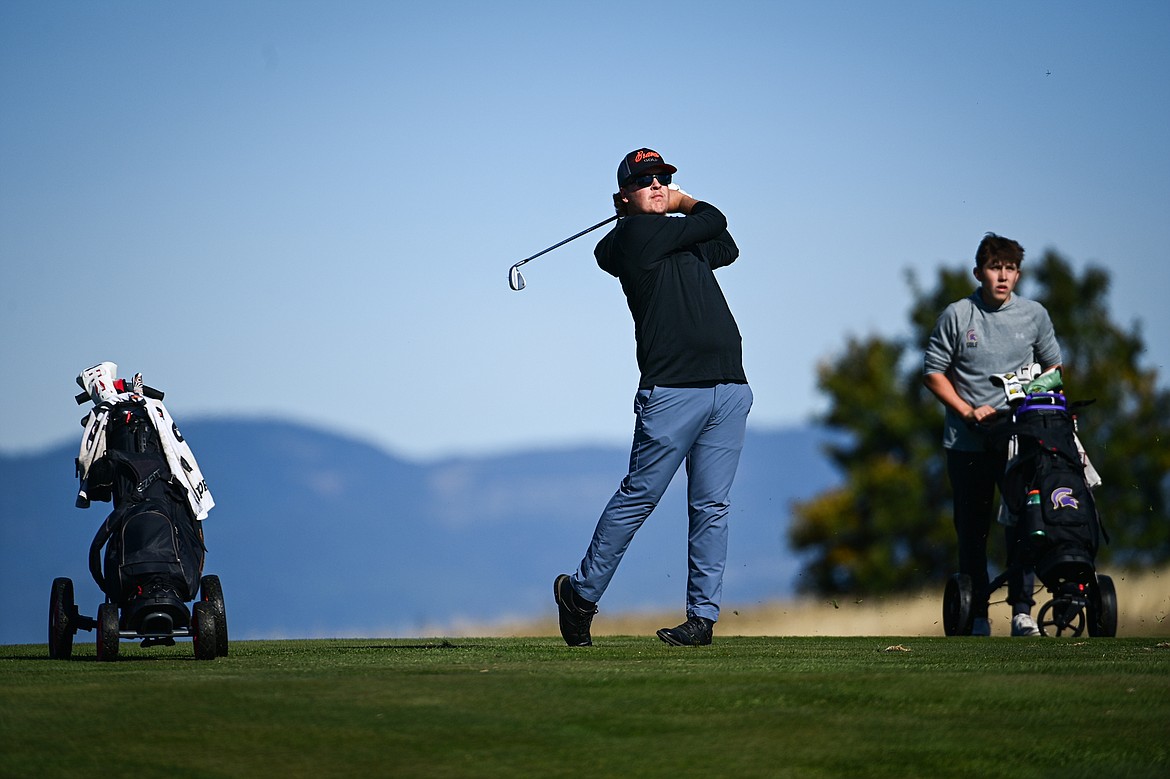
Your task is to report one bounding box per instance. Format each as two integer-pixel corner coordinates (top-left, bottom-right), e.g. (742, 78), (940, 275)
(332, 639), (489, 652)
(0, 651), (194, 663)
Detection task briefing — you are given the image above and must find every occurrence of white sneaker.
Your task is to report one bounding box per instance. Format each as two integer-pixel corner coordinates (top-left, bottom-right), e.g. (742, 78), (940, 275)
(971, 618), (991, 636)
(1012, 614), (1042, 637)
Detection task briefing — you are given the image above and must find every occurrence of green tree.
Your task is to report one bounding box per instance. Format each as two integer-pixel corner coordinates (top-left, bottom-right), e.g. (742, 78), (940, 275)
(790, 251), (1170, 595)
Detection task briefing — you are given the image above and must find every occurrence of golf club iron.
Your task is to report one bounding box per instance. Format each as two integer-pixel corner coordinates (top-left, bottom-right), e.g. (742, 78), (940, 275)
(508, 215), (618, 291)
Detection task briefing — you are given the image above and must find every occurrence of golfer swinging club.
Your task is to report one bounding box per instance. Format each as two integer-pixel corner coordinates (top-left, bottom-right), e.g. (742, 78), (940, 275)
(554, 148), (753, 646)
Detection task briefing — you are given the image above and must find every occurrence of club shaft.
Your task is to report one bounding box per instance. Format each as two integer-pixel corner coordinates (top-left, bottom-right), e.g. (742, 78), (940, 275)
(512, 215), (618, 269)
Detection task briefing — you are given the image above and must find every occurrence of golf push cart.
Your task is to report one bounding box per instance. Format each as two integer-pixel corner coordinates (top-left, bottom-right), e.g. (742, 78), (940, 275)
(943, 364), (1117, 638)
(49, 362), (227, 661)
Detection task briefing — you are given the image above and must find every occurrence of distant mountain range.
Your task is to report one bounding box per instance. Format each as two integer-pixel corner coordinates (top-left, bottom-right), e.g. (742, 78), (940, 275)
(0, 419), (840, 645)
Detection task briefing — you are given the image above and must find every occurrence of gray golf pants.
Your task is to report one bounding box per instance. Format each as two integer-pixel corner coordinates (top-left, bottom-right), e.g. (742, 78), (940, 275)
(572, 382), (753, 622)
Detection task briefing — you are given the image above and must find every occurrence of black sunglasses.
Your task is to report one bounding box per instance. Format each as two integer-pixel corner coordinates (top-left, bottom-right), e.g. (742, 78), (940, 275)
(625, 172), (672, 189)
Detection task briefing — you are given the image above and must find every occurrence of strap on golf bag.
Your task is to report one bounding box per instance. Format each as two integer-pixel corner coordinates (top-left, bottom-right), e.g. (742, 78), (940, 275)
(87, 402), (205, 602)
(1001, 396), (1104, 587)
(89, 497), (205, 603)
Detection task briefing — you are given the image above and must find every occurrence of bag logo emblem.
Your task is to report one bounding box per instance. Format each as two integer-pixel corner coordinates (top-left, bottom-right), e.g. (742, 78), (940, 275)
(1050, 487), (1079, 510)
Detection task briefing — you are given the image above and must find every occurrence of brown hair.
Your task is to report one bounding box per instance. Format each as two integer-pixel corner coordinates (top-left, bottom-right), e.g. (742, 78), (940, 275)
(975, 232), (1024, 268)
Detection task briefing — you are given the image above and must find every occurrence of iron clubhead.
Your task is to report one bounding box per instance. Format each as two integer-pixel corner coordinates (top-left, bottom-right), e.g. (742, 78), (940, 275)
(508, 265), (526, 291)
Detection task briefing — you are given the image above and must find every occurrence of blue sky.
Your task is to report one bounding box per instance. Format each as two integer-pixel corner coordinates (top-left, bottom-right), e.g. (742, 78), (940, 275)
(2, 1), (1168, 461)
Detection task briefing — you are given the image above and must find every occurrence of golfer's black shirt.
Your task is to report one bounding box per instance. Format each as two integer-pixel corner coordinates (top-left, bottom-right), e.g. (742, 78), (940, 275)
(595, 202), (746, 389)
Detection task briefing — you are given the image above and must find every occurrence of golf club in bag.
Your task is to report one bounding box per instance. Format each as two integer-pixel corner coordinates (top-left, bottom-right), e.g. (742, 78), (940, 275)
(507, 215), (618, 291)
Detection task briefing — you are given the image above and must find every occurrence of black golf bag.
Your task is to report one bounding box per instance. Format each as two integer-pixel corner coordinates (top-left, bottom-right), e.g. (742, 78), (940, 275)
(943, 371), (1117, 637)
(51, 362), (225, 661)
(82, 399), (206, 632)
(1000, 392), (1105, 589)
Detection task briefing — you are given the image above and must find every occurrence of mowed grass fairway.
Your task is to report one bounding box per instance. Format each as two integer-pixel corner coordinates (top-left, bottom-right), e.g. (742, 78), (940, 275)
(2, 637), (1168, 778)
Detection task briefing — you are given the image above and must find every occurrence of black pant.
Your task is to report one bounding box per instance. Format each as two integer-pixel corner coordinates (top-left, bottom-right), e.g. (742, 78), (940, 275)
(946, 448), (1035, 618)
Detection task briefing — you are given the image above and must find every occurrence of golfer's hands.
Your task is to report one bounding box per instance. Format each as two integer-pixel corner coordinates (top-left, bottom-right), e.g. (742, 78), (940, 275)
(965, 404), (1000, 426)
(612, 192), (628, 217)
(666, 183), (697, 214)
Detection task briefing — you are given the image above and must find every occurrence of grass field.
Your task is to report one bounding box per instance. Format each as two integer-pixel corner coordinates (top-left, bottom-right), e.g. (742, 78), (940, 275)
(4, 634), (1169, 778)
(4, 569), (1168, 777)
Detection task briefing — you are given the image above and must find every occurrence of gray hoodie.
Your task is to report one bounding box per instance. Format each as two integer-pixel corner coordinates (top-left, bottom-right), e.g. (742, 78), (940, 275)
(924, 290), (1061, 451)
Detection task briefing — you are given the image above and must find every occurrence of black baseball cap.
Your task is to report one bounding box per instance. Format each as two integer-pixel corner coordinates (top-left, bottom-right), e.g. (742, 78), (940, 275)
(616, 148), (677, 187)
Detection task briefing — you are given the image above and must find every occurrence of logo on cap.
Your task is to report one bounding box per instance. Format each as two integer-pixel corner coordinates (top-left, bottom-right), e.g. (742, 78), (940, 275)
(618, 147), (676, 186)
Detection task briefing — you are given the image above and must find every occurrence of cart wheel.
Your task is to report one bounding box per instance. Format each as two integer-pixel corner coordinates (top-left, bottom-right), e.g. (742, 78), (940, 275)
(200, 574), (229, 657)
(192, 601), (217, 661)
(49, 578), (76, 660)
(1038, 597), (1085, 637)
(1088, 574), (1118, 637)
(943, 573), (974, 636)
(96, 603), (120, 662)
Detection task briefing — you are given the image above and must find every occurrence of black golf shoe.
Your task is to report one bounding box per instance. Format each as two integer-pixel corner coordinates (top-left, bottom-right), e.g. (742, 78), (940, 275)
(553, 574), (597, 647)
(656, 616), (714, 646)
